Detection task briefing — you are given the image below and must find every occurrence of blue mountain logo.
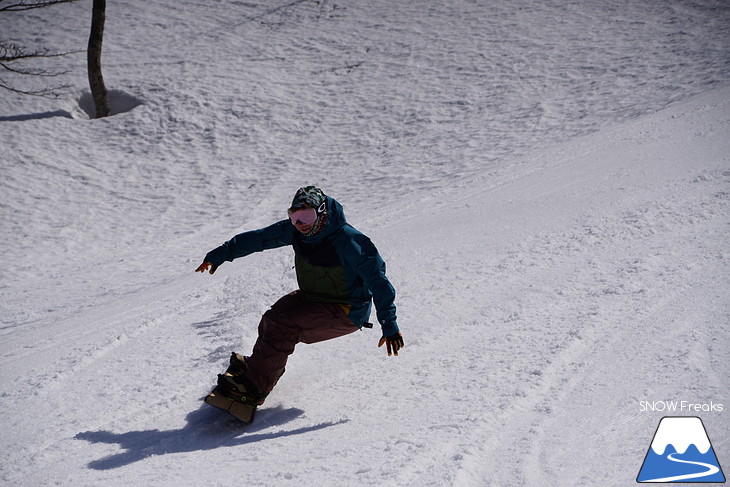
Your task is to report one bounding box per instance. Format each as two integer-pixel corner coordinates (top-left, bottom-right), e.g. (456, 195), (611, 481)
(637, 416), (726, 483)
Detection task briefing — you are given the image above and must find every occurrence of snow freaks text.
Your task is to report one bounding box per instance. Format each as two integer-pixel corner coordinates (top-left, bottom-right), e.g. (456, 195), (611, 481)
(639, 401), (724, 413)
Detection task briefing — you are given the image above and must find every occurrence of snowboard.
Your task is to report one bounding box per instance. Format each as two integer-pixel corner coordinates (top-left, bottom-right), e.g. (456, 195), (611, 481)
(203, 353), (259, 424)
(204, 385), (257, 423)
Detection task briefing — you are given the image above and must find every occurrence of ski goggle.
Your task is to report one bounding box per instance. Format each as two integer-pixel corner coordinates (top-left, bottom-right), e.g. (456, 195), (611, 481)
(288, 207), (318, 225)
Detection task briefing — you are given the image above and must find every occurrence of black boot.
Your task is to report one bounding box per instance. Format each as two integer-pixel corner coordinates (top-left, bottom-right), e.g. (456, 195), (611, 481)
(216, 372), (267, 406)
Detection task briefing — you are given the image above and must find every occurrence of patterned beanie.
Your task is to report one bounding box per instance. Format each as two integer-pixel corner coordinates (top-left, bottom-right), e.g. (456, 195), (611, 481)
(290, 186), (327, 211)
(290, 186), (328, 236)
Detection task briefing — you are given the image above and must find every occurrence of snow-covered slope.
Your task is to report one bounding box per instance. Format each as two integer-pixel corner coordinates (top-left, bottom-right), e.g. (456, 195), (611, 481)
(1, 1), (728, 486)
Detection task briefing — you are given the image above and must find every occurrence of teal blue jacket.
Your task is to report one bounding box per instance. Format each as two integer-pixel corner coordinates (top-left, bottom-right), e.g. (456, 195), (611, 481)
(204, 197), (399, 336)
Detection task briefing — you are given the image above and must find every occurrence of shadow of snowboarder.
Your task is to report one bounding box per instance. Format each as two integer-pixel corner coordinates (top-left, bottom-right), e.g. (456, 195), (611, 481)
(75, 403), (348, 470)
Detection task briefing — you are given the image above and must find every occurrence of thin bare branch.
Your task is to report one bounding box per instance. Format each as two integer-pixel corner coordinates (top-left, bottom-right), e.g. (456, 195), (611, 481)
(0, 0), (79, 12)
(0, 60), (70, 76)
(0, 0), (82, 97)
(0, 42), (81, 95)
(0, 42), (81, 62)
(0, 74), (70, 97)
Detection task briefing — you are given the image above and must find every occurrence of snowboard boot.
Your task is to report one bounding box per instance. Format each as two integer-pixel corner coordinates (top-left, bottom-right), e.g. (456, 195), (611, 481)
(204, 352), (265, 423)
(215, 373), (267, 405)
(205, 375), (265, 424)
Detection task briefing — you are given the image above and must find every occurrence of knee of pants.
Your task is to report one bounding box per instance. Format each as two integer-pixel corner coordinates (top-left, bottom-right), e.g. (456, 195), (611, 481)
(259, 312), (299, 344)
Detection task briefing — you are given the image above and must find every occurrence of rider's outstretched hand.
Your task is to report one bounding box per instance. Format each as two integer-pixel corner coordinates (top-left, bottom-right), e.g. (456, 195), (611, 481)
(195, 261), (218, 275)
(378, 332), (404, 356)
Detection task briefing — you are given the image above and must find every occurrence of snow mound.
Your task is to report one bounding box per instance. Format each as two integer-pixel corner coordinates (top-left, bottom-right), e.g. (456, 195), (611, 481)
(77, 89), (143, 118)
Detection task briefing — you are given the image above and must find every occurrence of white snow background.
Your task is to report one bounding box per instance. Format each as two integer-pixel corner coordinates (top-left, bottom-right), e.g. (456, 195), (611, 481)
(1, 1), (729, 486)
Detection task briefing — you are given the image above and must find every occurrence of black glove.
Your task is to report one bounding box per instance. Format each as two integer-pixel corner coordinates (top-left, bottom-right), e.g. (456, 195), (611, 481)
(378, 332), (404, 356)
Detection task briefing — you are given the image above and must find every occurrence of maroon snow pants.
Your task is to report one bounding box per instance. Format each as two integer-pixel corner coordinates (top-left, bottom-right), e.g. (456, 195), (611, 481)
(244, 291), (358, 395)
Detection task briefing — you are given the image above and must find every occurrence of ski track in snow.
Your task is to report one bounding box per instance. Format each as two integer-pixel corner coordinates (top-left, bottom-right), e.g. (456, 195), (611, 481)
(1, 1), (729, 486)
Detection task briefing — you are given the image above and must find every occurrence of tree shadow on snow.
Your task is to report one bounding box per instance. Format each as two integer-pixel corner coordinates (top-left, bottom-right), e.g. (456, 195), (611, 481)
(0, 110), (73, 121)
(75, 403), (348, 470)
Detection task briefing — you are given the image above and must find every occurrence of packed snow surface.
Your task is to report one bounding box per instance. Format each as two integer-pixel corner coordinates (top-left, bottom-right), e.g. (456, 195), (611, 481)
(1, 1), (728, 486)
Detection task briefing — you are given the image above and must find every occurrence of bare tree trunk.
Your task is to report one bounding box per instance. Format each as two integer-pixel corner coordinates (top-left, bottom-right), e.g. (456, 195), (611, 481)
(87, 0), (108, 118)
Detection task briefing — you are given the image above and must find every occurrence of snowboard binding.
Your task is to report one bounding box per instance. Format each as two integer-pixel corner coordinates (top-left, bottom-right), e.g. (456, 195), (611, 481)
(204, 352), (266, 424)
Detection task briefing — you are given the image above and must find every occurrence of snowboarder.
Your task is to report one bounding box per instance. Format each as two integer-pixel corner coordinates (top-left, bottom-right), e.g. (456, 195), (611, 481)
(195, 186), (402, 422)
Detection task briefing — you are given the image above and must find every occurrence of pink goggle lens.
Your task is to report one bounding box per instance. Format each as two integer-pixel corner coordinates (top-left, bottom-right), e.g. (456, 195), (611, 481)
(289, 208), (318, 225)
